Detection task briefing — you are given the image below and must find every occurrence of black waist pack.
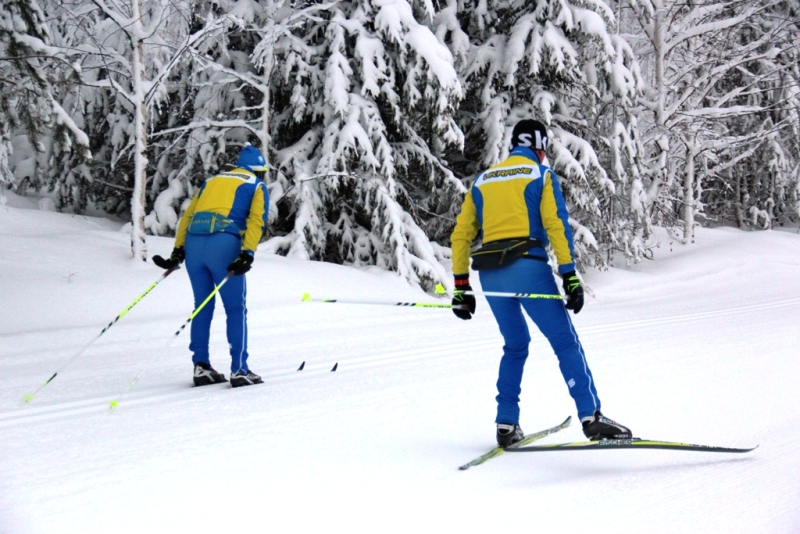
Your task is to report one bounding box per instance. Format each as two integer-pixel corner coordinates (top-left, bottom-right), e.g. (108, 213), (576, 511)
(470, 237), (544, 271)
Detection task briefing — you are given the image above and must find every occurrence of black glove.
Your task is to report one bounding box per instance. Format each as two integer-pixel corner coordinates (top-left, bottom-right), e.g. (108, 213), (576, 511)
(227, 251), (254, 276)
(152, 247), (185, 270)
(452, 275), (476, 320)
(561, 271), (584, 314)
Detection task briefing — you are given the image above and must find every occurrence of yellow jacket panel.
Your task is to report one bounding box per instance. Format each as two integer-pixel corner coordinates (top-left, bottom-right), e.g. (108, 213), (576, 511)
(451, 146), (576, 275)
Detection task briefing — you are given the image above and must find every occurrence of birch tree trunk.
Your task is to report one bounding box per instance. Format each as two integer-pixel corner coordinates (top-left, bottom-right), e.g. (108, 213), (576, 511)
(683, 137), (697, 242)
(258, 8), (274, 158)
(82, 0), (230, 259)
(130, 0), (148, 260)
(735, 169), (745, 228)
(652, 1), (669, 214)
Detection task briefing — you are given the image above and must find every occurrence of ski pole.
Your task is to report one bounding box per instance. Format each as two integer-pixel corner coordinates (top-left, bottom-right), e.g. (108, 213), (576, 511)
(433, 283), (563, 301)
(457, 289), (563, 300)
(301, 293), (467, 310)
(109, 272), (232, 409)
(24, 266), (181, 403)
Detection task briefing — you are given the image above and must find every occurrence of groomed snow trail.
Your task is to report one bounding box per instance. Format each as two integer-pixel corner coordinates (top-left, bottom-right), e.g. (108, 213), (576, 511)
(1, 200), (799, 533)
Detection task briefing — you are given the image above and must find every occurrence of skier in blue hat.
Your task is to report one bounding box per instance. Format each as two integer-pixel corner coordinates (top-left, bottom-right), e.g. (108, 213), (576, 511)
(153, 145), (269, 387)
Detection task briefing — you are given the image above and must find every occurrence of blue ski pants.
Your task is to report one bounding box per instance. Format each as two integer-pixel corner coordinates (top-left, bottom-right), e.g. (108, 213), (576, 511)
(479, 259), (600, 424)
(185, 233), (250, 373)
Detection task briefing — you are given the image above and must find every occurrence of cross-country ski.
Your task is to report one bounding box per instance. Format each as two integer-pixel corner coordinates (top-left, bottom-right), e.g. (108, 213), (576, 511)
(506, 439), (758, 454)
(459, 416), (572, 470)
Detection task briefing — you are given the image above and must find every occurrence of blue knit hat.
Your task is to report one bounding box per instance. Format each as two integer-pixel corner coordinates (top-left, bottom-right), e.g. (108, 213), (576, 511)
(236, 145), (268, 172)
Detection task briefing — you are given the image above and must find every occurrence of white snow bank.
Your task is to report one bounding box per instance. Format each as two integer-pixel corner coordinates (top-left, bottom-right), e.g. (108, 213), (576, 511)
(1, 205), (799, 533)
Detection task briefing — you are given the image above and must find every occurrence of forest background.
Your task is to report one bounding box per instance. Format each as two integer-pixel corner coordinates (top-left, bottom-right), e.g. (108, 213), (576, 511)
(1, 0), (798, 290)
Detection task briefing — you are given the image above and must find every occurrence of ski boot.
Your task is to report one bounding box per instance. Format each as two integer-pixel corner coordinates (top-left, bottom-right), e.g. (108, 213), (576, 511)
(581, 411), (632, 441)
(193, 362), (227, 387)
(230, 369), (263, 388)
(496, 423), (525, 447)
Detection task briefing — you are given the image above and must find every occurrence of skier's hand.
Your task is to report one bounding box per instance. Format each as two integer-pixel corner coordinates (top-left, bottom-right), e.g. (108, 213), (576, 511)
(227, 251), (254, 276)
(452, 275), (476, 320)
(561, 271), (584, 314)
(152, 247), (185, 270)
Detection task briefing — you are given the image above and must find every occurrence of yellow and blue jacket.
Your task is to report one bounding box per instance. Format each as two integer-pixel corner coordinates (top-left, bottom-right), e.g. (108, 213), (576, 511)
(451, 146), (576, 276)
(175, 168), (269, 253)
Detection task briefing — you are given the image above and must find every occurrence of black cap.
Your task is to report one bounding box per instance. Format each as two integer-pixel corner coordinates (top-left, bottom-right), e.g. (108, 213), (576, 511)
(511, 120), (549, 150)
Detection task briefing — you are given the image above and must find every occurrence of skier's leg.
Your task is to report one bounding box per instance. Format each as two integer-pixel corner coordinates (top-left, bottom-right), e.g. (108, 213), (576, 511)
(185, 234), (216, 366)
(517, 264), (601, 420)
(202, 234), (249, 374)
(480, 269), (531, 425)
(220, 273), (248, 373)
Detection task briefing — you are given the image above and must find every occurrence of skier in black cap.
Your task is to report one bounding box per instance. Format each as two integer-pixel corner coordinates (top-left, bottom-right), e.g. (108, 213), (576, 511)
(450, 119), (632, 445)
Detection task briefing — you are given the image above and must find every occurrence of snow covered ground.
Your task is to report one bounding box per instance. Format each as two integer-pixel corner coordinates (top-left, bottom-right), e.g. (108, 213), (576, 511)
(1, 193), (799, 533)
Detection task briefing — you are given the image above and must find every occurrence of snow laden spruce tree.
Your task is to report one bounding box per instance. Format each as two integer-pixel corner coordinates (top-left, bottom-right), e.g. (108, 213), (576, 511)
(130, 0), (464, 290)
(141, 0), (332, 239)
(260, 0), (466, 289)
(0, 0), (88, 189)
(276, 0), (465, 289)
(438, 0), (646, 268)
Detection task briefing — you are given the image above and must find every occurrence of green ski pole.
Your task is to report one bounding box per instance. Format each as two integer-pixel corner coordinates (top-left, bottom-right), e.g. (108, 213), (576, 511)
(24, 266), (180, 403)
(109, 273), (232, 409)
(301, 293), (467, 310)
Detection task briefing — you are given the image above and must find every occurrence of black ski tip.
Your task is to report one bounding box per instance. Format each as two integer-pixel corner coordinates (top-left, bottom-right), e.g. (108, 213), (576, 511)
(297, 361), (305, 371)
(331, 362), (338, 372)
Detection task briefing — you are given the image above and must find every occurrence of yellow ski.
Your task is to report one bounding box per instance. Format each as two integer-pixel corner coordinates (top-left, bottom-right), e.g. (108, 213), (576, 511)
(459, 416), (572, 470)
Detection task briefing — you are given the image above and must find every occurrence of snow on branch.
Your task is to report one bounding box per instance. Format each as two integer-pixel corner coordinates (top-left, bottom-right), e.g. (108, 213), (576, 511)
(664, 3), (764, 56)
(373, 0), (461, 95)
(551, 128), (612, 191)
(145, 12), (237, 107)
(50, 98), (91, 156)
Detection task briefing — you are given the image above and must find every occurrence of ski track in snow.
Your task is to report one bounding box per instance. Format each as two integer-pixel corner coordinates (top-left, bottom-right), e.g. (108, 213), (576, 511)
(2, 295), (799, 428)
(1, 203), (799, 533)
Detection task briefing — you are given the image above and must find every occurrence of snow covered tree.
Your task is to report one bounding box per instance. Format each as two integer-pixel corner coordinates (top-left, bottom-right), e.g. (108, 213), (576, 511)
(10, 0), (797, 287)
(177, 0), (465, 290)
(42, 0), (231, 259)
(0, 0), (88, 188)
(624, 0), (800, 240)
(440, 0), (646, 269)
(267, 0), (465, 289)
(699, 2), (800, 229)
(141, 0), (331, 238)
